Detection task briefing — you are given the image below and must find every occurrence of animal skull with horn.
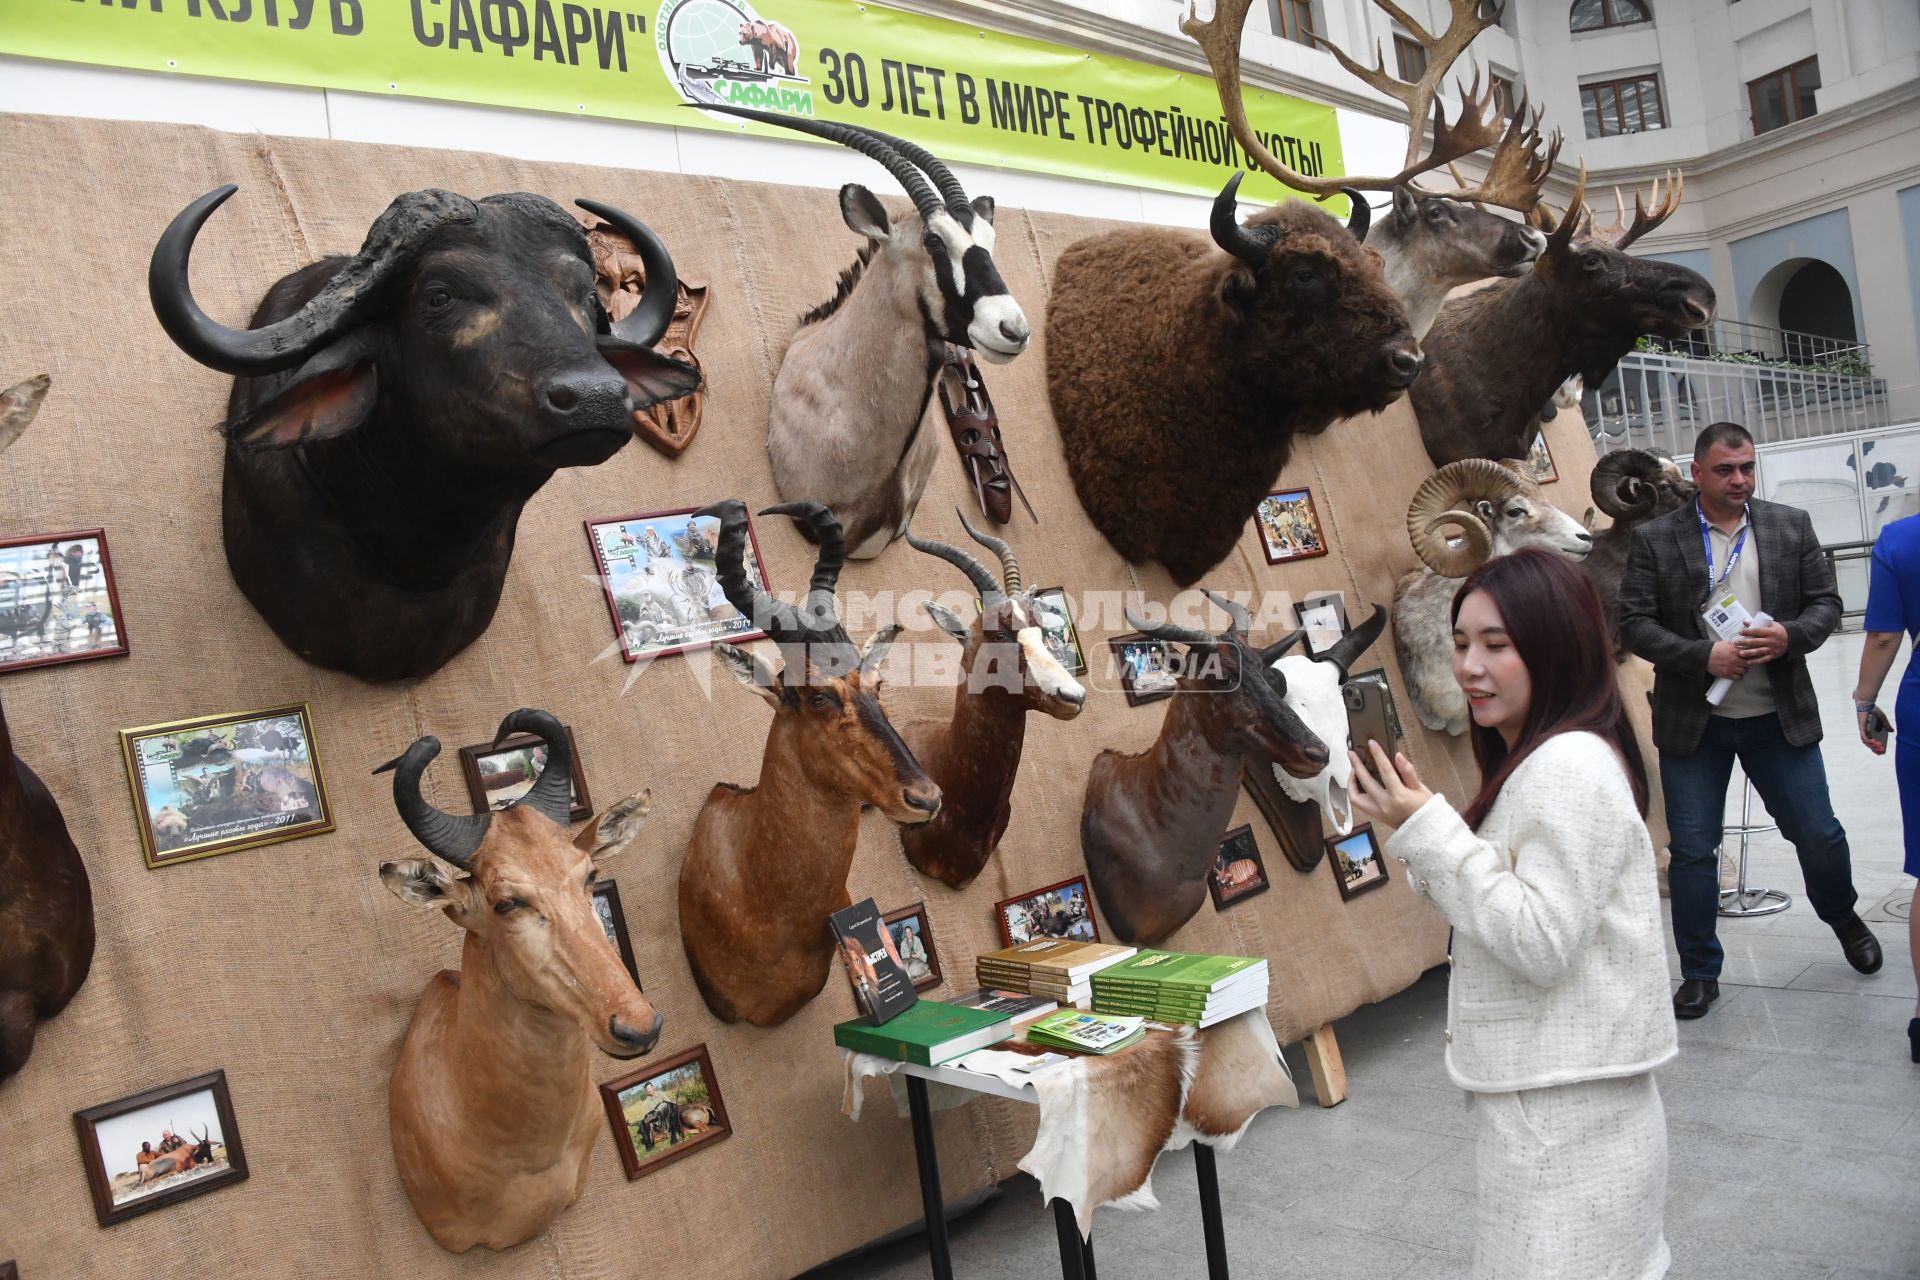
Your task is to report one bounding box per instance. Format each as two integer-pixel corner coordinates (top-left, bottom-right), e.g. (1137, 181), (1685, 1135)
(1261, 605), (1393, 837)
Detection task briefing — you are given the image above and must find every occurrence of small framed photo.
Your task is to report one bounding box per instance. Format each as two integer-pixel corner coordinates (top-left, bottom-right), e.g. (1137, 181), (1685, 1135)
(1527, 431), (1558, 484)
(995, 875), (1099, 947)
(1031, 587), (1086, 677)
(458, 726), (593, 823)
(1255, 488), (1329, 564)
(1328, 824), (1391, 900)
(586, 507), (772, 664)
(1, 1258), (15, 1279)
(599, 1044), (731, 1180)
(1108, 632), (1177, 706)
(0, 529), (129, 675)
(592, 878), (642, 988)
(1211, 824), (1271, 909)
(1350, 667), (1405, 741)
(73, 1069), (248, 1227)
(1291, 591), (1349, 657)
(882, 902), (943, 991)
(120, 704), (333, 869)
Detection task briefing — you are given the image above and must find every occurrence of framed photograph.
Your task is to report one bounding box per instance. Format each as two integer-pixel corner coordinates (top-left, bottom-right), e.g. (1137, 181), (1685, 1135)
(0, 529), (129, 675)
(585, 507), (772, 664)
(995, 875), (1099, 947)
(1291, 591), (1349, 657)
(1031, 587), (1087, 677)
(1255, 488), (1329, 564)
(1108, 632), (1177, 706)
(882, 902), (943, 991)
(1349, 667), (1405, 741)
(1328, 824), (1391, 900)
(1, 1259), (14, 1279)
(120, 704), (333, 869)
(592, 878), (642, 988)
(458, 726), (593, 823)
(73, 1069), (249, 1227)
(1527, 431), (1558, 484)
(1210, 823), (1271, 909)
(599, 1044), (731, 1180)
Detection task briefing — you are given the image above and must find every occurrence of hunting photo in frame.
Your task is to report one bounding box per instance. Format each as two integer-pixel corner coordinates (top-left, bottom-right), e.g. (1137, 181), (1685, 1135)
(592, 878), (643, 989)
(73, 1069), (249, 1227)
(1210, 823), (1271, 909)
(1255, 488), (1328, 564)
(586, 507), (772, 663)
(882, 902), (943, 991)
(995, 875), (1099, 947)
(599, 1044), (731, 1181)
(459, 726), (593, 824)
(1328, 824), (1391, 900)
(0, 529), (129, 676)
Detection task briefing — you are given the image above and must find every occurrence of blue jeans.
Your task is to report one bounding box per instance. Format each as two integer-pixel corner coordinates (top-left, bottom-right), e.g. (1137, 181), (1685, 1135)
(1659, 713), (1858, 981)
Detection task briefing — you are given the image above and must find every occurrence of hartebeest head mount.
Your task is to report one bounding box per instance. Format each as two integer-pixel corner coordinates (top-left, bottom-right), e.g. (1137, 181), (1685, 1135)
(909, 510), (1087, 720)
(699, 499), (942, 825)
(376, 708), (662, 1058)
(1127, 590), (1331, 780)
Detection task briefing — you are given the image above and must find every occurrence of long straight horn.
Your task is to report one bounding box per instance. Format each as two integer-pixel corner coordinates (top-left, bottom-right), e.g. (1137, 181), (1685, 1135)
(760, 501), (846, 625)
(491, 708), (574, 827)
(906, 526), (1001, 608)
(690, 103), (943, 221)
(956, 509), (1021, 595)
(841, 122), (969, 214)
(374, 737), (490, 870)
(694, 499), (801, 640)
(1317, 605), (1389, 678)
(1124, 605), (1214, 648)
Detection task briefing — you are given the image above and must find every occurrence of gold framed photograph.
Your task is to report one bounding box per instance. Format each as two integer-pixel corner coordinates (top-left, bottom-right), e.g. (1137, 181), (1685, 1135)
(119, 704), (333, 869)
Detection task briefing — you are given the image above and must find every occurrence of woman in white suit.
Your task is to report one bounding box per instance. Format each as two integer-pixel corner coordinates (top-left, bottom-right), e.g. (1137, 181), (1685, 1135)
(1352, 548), (1678, 1280)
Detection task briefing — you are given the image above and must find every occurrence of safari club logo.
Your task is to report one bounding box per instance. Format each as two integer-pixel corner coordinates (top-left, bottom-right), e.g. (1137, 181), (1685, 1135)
(655, 0), (814, 116)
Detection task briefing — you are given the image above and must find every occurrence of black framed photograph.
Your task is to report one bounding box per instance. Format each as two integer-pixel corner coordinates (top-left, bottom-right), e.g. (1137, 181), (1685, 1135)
(599, 1044), (731, 1181)
(73, 1069), (249, 1227)
(0, 529), (130, 675)
(585, 507), (772, 664)
(1031, 587), (1087, 677)
(1291, 591), (1349, 657)
(1, 1258), (15, 1279)
(1527, 431), (1559, 484)
(883, 902), (943, 991)
(1328, 824), (1391, 900)
(1255, 488), (1328, 564)
(1108, 632), (1177, 706)
(995, 875), (1099, 947)
(458, 726), (593, 824)
(592, 878), (642, 988)
(1210, 823), (1271, 909)
(120, 704), (333, 869)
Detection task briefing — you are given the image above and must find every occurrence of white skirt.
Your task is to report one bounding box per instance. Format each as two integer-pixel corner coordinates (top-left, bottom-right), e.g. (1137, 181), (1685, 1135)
(1470, 1073), (1670, 1280)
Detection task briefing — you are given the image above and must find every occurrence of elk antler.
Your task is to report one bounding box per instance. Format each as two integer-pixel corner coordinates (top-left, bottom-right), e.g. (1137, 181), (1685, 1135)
(1581, 171), (1685, 250)
(1184, 0), (1555, 212)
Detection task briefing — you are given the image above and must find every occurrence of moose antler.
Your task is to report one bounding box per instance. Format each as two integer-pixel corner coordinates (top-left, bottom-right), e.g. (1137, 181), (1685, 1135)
(1183, 0), (1556, 212)
(1581, 171), (1685, 250)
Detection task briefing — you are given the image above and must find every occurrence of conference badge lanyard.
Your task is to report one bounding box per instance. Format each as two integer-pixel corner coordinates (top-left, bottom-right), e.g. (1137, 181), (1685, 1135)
(1699, 502), (1754, 642)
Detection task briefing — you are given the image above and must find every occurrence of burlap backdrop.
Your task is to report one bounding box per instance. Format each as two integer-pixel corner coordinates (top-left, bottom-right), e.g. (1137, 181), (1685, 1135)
(0, 113), (1661, 1278)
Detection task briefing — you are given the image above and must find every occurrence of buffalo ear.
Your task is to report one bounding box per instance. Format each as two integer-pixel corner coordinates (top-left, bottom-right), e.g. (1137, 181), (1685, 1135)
(1219, 267), (1259, 315)
(226, 336), (376, 449)
(841, 184), (891, 240)
(597, 337), (702, 408)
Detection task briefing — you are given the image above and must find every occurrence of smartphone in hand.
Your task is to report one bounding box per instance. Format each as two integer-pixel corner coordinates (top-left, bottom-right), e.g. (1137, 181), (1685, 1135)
(1345, 681), (1395, 781)
(1865, 707), (1893, 749)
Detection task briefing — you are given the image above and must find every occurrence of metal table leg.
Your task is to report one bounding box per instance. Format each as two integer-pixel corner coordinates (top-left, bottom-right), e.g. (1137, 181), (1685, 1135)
(1718, 773), (1791, 918)
(1195, 1142), (1230, 1280)
(1052, 1198), (1088, 1280)
(905, 1075), (953, 1280)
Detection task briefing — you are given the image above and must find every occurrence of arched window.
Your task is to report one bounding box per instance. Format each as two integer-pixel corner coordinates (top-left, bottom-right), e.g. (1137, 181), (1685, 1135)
(1570, 0), (1651, 33)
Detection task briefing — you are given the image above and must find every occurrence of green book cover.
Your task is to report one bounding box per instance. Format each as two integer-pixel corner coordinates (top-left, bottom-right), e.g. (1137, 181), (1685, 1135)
(832, 1000), (1011, 1066)
(1092, 950), (1264, 992)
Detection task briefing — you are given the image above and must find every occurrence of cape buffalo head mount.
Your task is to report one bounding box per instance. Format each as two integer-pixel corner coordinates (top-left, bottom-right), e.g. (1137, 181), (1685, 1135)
(148, 186), (702, 682)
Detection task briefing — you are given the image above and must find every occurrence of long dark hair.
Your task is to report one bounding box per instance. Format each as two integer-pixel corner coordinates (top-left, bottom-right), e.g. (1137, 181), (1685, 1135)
(1453, 549), (1648, 829)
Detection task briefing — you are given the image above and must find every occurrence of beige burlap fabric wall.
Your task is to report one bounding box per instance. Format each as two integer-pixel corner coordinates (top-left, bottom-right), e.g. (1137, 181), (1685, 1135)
(0, 113), (1660, 1277)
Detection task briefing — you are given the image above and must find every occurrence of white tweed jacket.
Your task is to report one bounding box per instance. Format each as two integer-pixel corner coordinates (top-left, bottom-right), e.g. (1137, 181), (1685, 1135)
(1385, 731), (1678, 1093)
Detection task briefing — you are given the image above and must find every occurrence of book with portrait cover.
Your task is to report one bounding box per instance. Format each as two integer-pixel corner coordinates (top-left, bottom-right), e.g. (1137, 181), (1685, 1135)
(829, 897), (917, 1026)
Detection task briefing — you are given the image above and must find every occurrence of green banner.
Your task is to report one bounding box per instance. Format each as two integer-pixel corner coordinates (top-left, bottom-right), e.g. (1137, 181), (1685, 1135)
(0, 0), (1343, 206)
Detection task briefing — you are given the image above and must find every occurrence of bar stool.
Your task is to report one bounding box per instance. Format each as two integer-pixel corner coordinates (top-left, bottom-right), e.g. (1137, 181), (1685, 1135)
(1717, 771), (1791, 917)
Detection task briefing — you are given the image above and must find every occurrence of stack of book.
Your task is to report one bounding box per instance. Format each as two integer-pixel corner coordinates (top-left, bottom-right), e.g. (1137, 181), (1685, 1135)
(974, 938), (1137, 1007)
(832, 1000), (1015, 1066)
(1089, 950), (1269, 1028)
(1024, 1009), (1146, 1055)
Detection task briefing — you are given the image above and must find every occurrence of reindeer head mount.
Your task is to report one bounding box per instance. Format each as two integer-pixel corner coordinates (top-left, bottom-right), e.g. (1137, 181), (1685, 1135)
(908, 509), (1087, 719)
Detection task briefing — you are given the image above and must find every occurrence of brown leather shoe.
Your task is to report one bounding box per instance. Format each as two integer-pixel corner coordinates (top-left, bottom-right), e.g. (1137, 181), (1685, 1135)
(1834, 915), (1883, 974)
(1673, 979), (1719, 1019)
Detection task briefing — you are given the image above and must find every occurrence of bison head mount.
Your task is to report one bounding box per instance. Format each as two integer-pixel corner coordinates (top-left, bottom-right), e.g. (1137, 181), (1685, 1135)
(149, 186), (701, 681)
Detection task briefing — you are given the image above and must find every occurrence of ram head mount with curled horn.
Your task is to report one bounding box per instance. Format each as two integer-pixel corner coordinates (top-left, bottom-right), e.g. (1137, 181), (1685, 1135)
(1392, 460), (1592, 735)
(899, 510), (1086, 888)
(679, 499), (940, 1026)
(378, 709), (660, 1252)
(1584, 448), (1696, 658)
(695, 104), (1028, 559)
(1412, 169), (1716, 467)
(1082, 591), (1330, 945)
(1187, 0), (1557, 340)
(149, 186), (701, 682)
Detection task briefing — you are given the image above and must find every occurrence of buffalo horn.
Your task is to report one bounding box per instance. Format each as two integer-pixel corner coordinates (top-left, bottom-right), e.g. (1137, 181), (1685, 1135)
(575, 199), (681, 349)
(761, 501), (847, 627)
(1317, 605), (1389, 678)
(1590, 450), (1664, 520)
(689, 103), (943, 222)
(1124, 605), (1215, 649)
(375, 736), (490, 870)
(1342, 187), (1371, 242)
(491, 708), (574, 827)
(906, 525), (1002, 611)
(1201, 588), (1252, 635)
(1210, 172), (1273, 269)
(957, 509), (1021, 595)
(695, 499), (801, 641)
(150, 185), (478, 376)
(1258, 629), (1307, 665)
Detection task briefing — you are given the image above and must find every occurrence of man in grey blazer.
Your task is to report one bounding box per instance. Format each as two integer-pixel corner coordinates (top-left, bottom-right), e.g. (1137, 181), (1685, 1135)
(1621, 422), (1882, 1020)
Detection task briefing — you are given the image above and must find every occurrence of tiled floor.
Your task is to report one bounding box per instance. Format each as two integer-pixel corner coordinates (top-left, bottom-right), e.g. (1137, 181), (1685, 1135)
(806, 631), (1920, 1280)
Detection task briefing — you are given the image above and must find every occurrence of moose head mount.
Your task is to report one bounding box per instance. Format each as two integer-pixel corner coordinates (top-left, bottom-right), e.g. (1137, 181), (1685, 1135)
(149, 186), (701, 681)
(378, 709), (660, 1252)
